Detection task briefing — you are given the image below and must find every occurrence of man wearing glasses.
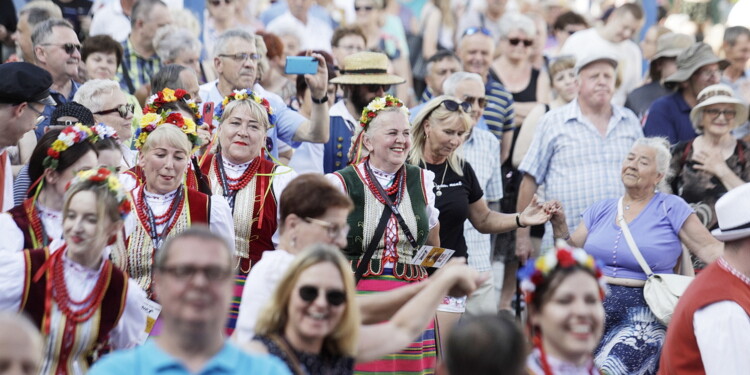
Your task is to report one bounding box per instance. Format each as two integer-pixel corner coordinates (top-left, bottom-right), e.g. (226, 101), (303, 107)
(0, 62), (55, 212)
(30, 18), (82, 138)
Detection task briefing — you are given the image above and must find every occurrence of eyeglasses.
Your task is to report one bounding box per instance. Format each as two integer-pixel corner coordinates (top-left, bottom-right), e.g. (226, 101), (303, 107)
(462, 27), (492, 38)
(208, 0), (231, 6)
(27, 103), (46, 126)
(441, 99), (471, 113)
(219, 52), (262, 62)
(303, 217), (350, 239)
(40, 43), (82, 55)
(508, 38), (533, 47)
(462, 96), (487, 108)
(697, 68), (721, 80)
(298, 285), (347, 306)
(95, 103), (134, 118)
(355, 5), (374, 12)
(159, 265), (233, 282)
(704, 108), (737, 120)
(364, 84), (391, 93)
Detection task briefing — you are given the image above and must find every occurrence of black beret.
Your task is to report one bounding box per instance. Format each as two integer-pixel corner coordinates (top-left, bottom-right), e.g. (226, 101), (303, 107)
(0, 62), (55, 106)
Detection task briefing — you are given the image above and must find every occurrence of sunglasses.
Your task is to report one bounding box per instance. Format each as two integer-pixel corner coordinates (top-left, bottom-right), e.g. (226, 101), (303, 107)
(441, 99), (471, 113)
(208, 0), (232, 5)
(462, 27), (492, 38)
(704, 108), (737, 120)
(95, 103), (134, 118)
(364, 84), (391, 93)
(462, 96), (487, 108)
(160, 265), (233, 282)
(355, 5), (374, 11)
(41, 43), (82, 55)
(508, 38), (533, 47)
(298, 285), (346, 306)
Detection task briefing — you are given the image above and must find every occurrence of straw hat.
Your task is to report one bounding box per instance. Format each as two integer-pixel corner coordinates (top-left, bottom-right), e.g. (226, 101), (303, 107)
(664, 42), (729, 85)
(689, 84), (749, 131)
(651, 33), (695, 61)
(712, 182), (750, 242)
(330, 52), (406, 85)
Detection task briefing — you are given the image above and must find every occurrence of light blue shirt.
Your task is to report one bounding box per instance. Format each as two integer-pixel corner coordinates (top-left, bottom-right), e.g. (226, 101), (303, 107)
(519, 99), (643, 250)
(88, 340), (291, 375)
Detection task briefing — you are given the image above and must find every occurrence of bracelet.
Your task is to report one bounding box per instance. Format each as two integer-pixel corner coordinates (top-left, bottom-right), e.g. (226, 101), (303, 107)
(515, 213), (527, 228)
(555, 233), (571, 241)
(311, 94), (328, 104)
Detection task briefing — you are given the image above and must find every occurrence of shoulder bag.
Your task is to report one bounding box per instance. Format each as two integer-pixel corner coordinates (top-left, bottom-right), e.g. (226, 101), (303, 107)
(617, 197), (694, 325)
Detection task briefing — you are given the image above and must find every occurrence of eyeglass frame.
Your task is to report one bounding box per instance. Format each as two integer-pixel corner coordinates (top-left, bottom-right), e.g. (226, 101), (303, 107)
(362, 84), (392, 93)
(39, 43), (82, 55)
(158, 264), (234, 283)
(298, 285), (347, 306)
(703, 108), (737, 120)
(462, 96), (487, 109)
(218, 53), (262, 63)
(507, 38), (534, 47)
(302, 217), (350, 239)
(94, 103), (134, 118)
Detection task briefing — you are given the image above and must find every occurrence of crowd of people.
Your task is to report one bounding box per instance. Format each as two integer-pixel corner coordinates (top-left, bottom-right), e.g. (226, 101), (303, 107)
(1, 0), (750, 374)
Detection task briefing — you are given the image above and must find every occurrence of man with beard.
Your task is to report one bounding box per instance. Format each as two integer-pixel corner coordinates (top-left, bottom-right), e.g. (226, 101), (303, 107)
(323, 51), (405, 173)
(199, 29), (331, 159)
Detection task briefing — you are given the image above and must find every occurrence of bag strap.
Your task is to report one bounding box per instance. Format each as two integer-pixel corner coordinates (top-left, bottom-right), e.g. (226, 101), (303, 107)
(355, 208), (391, 285)
(617, 197), (655, 277)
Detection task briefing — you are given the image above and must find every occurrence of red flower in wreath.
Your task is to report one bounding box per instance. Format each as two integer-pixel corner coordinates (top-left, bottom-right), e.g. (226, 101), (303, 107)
(557, 249), (576, 268)
(174, 89), (188, 98)
(165, 113), (184, 127)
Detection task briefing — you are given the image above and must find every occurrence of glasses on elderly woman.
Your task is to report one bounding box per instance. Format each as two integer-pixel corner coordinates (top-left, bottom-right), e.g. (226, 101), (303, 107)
(704, 108), (737, 120)
(298, 285), (347, 306)
(440, 99), (471, 113)
(95, 103), (134, 119)
(508, 38), (533, 47)
(303, 217), (350, 239)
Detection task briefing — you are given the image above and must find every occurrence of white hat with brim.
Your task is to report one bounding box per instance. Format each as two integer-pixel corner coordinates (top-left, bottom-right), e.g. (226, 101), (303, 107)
(690, 84), (749, 131)
(712, 182), (750, 242)
(574, 53), (618, 75)
(330, 51), (406, 85)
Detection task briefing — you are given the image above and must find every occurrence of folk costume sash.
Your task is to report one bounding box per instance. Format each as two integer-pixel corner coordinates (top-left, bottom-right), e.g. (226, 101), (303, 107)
(9, 198), (52, 249)
(201, 154), (277, 272)
(21, 248), (127, 375)
(335, 162), (430, 281)
(114, 185), (210, 296)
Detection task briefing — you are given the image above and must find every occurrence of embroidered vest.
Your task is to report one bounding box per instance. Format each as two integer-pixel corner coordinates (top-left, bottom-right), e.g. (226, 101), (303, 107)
(335, 163), (430, 281)
(323, 116), (353, 174)
(201, 154), (277, 272)
(659, 261), (750, 375)
(21, 249), (127, 375)
(8, 198), (45, 249)
(114, 187), (210, 296)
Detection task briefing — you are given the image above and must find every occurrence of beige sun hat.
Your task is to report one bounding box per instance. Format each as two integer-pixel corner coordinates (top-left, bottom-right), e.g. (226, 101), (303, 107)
(689, 84), (749, 131)
(664, 42), (729, 85)
(651, 33), (695, 61)
(330, 52), (406, 85)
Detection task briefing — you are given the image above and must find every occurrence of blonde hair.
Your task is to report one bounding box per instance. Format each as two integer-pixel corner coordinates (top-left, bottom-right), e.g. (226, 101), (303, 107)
(254, 244), (360, 357)
(409, 95), (472, 176)
(140, 124), (192, 156)
(349, 106), (410, 165)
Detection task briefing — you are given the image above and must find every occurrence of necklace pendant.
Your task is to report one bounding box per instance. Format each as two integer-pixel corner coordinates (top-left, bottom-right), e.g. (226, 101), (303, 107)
(436, 189), (443, 197)
(625, 205), (631, 210)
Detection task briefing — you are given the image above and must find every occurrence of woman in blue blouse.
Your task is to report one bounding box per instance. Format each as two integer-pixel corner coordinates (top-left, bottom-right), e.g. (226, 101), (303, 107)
(549, 137), (723, 375)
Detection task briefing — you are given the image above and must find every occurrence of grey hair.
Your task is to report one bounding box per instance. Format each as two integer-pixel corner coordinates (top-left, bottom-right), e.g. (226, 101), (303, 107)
(724, 26), (750, 47)
(130, 0), (167, 27)
(154, 225), (235, 270)
(632, 137), (673, 192)
(151, 64), (188, 94)
(31, 18), (73, 47)
(0, 312), (44, 361)
(497, 13), (537, 40)
(443, 72), (485, 97)
(213, 29), (255, 59)
(20, 0), (63, 18)
(154, 26), (202, 62)
(73, 79), (120, 113)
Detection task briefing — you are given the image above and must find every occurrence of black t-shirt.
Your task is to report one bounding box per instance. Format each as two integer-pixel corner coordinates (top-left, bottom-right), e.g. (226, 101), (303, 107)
(53, 0), (93, 37)
(424, 160), (483, 259)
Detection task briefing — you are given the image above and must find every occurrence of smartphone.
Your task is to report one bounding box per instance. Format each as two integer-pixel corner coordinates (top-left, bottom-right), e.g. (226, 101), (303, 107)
(285, 56), (318, 75)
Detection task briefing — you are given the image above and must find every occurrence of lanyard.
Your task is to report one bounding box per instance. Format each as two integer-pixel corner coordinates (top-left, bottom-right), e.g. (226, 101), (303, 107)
(364, 161), (419, 250)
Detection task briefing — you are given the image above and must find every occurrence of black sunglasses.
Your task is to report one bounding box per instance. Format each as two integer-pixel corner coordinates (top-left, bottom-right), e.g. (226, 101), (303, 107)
(41, 43), (82, 55)
(463, 96), (487, 108)
(462, 27), (492, 38)
(364, 84), (391, 93)
(95, 103), (134, 118)
(441, 99), (471, 113)
(508, 38), (533, 47)
(355, 5), (374, 11)
(298, 285), (346, 306)
(208, 0), (231, 6)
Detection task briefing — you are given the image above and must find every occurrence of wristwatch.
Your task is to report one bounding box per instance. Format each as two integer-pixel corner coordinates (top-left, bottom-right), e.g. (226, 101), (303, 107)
(311, 95), (328, 104)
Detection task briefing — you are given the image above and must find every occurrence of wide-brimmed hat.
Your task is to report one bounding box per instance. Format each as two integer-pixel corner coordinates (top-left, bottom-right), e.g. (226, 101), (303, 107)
(712, 182), (750, 241)
(330, 52), (406, 85)
(664, 42), (729, 84)
(574, 51), (618, 75)
(689, 84), (749, 131)
(651, 33), (695, 61)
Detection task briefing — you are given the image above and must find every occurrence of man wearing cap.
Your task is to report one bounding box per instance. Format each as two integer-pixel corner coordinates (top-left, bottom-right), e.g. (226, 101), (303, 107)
(199, 29), (331, 159)
(626, 33), (695, 120)
(643, 42), (726, 145)
(320, 51), (405, 173)
(0, 62), (55, 212)
(659, 182), (750, 375)
(515, 53), (643, 261)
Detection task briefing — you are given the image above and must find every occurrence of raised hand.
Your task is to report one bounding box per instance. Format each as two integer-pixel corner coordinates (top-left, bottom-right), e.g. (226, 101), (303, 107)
(519, 194), (551, 227)
(303, 51), (329, 100)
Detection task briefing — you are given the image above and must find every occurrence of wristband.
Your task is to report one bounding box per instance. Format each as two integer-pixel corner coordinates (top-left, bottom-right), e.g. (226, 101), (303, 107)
(311, 94), (328, 104)
(516, 213), (527, 228)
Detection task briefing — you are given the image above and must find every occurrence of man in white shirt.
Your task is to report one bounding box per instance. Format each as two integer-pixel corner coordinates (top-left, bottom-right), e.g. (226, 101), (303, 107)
(266, 0), (333, 53)
(561, 3), (644, 106)
(89, 0), (135, 43)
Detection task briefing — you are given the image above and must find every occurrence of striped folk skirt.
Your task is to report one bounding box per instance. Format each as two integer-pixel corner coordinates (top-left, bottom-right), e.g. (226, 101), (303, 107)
(354, 268), (436, 375)
(225, 273), (247, 336)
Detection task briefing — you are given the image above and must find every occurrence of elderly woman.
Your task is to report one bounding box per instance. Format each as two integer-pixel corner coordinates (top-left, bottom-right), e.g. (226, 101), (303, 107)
(247, 244), (484, 374)
(550, 137), (724, 375)
(154, 26), (203, 79)
(520, 243), (607, 374)
(409, 95), (553, 348)
(199, 89), (297, 333)
(669, 84), (750, 234)
(0, 168), (147, 374)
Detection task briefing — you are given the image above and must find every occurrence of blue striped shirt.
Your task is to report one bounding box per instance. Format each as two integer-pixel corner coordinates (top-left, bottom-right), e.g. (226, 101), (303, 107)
(484, 72), (515, 140)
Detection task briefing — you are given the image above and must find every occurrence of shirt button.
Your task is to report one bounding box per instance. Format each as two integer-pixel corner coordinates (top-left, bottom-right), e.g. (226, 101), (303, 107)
(337, 136), (344, 142)
(336, 151), (343, 157)
(337, 144), (342, 149)
(335, 161), (341, 167)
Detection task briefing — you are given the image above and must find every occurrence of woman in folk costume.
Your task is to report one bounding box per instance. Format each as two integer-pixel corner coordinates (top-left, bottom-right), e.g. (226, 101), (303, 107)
(199, 89), (297, 334)
(0, 168), (148, 375)
(0, 124), (115, 252)
(325, 95), (440, 374)
(113, 111), (234, 299)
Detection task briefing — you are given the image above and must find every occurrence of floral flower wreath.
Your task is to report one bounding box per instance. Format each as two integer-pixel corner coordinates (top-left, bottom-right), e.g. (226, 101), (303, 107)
(91, 123), (119, 141)
(359, 94), (409, 129)
(144, 88), (203, 126)
(518, 241), (607, 303)
(44, 124), (96, 170)
(68, 167), (132, 219)
(135, 111), (201, 151)
(214, 89), (276, 128)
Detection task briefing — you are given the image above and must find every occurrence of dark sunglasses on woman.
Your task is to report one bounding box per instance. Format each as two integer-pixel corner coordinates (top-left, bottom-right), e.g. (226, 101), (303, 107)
(299, 285), (346, 306)
(508, 38), (533, 47)
(95, 103), (135, 119)
(441, 99), (472, 113)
